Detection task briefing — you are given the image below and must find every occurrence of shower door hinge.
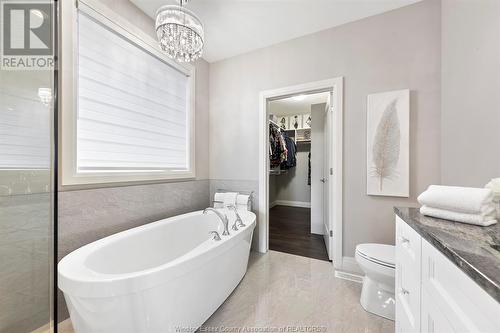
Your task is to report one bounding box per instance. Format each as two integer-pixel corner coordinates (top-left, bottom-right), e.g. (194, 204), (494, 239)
(330, 230), (333, 237)
(330, 168), (333, 175)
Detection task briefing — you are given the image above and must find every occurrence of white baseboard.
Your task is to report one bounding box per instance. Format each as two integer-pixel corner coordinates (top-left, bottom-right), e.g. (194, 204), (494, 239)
(272, 200), (311, 208)
(334, 256), (363, 283)
(335, 270), (363, 283)
(269, 201), (278, 209)
(341, 256), (363, 274)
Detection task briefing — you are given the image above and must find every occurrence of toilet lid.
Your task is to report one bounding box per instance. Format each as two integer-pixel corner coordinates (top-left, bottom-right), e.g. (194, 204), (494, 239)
(356, 243), (395, 268)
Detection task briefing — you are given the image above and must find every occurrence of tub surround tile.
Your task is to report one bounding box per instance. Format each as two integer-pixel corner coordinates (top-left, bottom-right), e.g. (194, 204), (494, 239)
(395, 207), (500, 302)
(59, 250), (393, 333)
(58, 180), (210, 258)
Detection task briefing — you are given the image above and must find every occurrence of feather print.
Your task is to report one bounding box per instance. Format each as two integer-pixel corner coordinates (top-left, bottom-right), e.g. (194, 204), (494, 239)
(371, 99), (401, 191)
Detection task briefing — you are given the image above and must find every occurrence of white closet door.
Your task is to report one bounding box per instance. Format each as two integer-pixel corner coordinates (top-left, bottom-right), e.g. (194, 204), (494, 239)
(310, 104), (326, 237)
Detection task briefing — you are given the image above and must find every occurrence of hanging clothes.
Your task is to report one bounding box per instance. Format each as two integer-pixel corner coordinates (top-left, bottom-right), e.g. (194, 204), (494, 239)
(280, 132), (297, 170)
(269, 123), (287, 168)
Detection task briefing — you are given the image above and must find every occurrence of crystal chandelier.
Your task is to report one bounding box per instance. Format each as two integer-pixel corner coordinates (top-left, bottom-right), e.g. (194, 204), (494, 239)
(155, 0), (204, 62)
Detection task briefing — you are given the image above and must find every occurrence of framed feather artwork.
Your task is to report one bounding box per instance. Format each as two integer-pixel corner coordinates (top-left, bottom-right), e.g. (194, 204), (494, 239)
(366, 89), (409, 197)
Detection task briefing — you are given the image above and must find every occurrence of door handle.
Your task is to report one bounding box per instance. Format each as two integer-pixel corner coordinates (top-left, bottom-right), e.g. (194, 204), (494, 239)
(320, 178), (326, 183)
(399, 287), (410, 296)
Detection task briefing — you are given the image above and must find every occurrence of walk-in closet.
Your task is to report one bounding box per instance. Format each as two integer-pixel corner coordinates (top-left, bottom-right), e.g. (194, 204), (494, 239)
(268, 92), (330, 261)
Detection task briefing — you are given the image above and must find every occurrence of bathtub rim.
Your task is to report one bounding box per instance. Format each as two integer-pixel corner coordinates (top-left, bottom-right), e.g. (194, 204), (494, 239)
(58, 210), (256, 298)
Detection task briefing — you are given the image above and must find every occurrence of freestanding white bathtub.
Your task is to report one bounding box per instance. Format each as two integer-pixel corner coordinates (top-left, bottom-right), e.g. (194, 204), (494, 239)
(58, 209), (256, 333)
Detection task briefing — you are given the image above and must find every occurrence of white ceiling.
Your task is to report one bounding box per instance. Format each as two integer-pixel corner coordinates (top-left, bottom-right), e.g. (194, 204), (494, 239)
(131, 0), (422, 63)
(269, 92), (329, 116)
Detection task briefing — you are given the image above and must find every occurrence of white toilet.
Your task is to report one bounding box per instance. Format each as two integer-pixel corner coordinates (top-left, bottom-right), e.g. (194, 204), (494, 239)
(355, 243), (395, 320)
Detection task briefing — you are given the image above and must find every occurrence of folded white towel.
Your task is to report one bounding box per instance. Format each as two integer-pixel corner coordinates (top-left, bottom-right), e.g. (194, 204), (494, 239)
(223, 192), (238, 206)
(236, 194), (251, 211)
(236, 194), (250, 206)
(418, 185), (495, 214)
(236, 204), (248, 211)
(420, 205), (497, 226)
(213, 193), (225, 208)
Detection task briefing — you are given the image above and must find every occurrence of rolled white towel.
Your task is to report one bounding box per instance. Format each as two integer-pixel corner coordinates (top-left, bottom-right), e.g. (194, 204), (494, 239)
(236, 194), (250, 206)
(236, 194), (251, 211)
(420, 205), (497, 226)
(236, 204), (249, 211)
(417, 185), (495, 215)
(223, 192), (238, 206)
(213, 193), (225, 208)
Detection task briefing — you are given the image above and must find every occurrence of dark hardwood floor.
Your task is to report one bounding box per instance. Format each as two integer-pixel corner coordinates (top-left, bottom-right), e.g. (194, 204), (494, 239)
(269, 205), (329, 261)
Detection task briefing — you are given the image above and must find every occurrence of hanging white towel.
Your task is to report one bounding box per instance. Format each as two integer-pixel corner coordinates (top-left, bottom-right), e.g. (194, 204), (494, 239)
(420, 205), (497, 226)
(417, 185), (495, 215)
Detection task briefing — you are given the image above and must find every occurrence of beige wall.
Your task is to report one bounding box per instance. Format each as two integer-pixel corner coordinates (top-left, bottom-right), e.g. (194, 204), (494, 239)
(209, 0), (442, 257)
(441, 0), (500, 187)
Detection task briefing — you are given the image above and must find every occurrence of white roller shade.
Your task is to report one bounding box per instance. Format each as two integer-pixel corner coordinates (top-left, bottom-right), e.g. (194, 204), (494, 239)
(77, 11), (190, 172)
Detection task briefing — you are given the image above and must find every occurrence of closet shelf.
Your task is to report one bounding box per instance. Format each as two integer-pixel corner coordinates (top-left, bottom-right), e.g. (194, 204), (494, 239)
(269, 170), (288, 176)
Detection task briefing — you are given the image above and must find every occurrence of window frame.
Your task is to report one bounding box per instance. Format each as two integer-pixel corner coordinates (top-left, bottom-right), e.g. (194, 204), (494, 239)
(60, 0), (196, 187)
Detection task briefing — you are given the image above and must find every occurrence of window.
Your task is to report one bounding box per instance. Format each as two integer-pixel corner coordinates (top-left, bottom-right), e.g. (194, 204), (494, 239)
(61, 0), (195, 186)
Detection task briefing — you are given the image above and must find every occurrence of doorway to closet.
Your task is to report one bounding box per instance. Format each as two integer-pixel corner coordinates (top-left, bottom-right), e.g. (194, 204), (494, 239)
(268, 93), (330, 261)
(258, 78), (343, 268)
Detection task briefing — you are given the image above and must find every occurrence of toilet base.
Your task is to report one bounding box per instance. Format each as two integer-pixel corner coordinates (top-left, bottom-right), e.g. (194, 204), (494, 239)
(360, 276), (395, 321)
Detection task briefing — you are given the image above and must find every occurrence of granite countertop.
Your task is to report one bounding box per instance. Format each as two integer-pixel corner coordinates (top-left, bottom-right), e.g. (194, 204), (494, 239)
(394, 207), (500, 303)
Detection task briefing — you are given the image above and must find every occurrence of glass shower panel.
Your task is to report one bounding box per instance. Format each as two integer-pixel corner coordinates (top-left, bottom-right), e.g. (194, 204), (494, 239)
(0, 1), (55, 332)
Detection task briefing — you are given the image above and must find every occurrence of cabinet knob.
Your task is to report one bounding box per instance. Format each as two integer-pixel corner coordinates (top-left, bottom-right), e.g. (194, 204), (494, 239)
(398, 236), (410, 244)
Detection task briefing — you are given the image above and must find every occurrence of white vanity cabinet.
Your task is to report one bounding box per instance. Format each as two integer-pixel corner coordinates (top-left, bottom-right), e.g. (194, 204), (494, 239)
(395, 217), (421, 333)
(395, 216), (500, 333)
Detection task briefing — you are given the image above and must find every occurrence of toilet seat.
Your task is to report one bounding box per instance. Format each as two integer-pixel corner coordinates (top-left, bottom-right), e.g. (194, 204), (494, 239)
(355, 243), (395, 269)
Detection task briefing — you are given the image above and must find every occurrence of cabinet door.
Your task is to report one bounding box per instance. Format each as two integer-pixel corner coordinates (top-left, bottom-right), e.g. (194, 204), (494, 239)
(395, 217), (422, 333)
(422, 239), (500, 332)
(421, 289), (458, 333)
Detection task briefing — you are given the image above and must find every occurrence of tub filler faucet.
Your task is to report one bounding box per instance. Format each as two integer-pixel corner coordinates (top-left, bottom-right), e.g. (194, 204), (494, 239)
(203, 208), (230, 236)
(227, 205), (246, 231)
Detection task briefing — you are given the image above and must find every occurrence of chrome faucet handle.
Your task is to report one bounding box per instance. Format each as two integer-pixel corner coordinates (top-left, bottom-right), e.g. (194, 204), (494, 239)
(227, 204), (246, 228)
(226, 204), (239, 231)
(203, 208), (230, 236)
(209, 231), (221, 241)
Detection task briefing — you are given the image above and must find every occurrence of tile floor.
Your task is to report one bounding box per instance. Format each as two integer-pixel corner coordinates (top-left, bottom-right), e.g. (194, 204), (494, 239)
(59, 251), (394, 333)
